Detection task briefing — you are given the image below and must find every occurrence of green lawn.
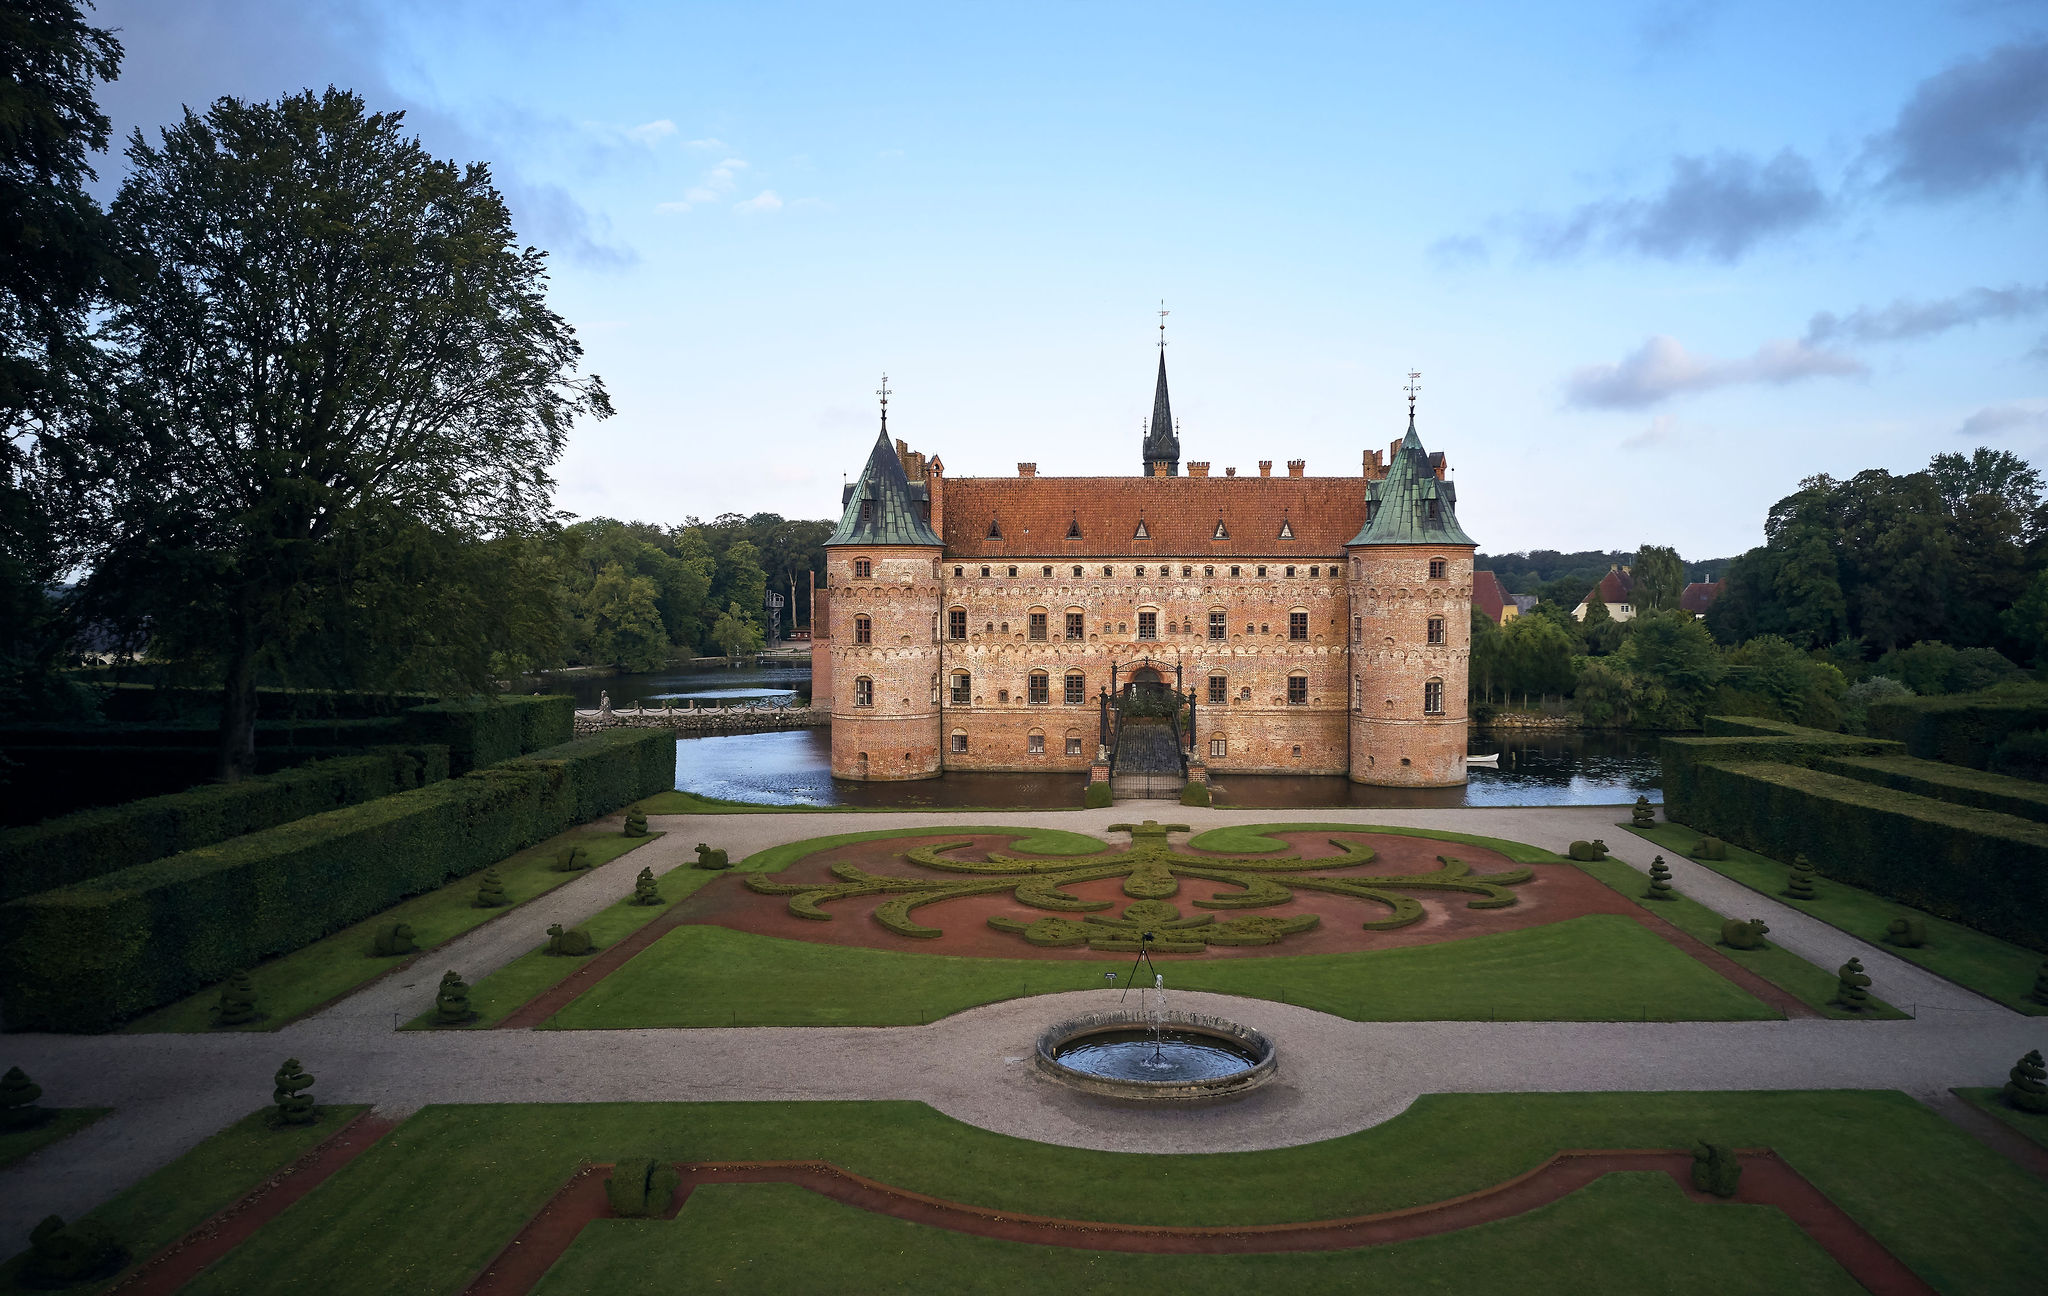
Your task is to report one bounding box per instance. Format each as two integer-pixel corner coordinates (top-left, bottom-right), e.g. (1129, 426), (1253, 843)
(149, 1093), (2048, 1296)
(421, 825), (1110, 1029)
(1626, 821), (2048, 1015)
(544, 915), (1777, 1029)
(1572, 856), (1907, 1020)
(0, 1108), (110, 1170)
(1187, 821), (1572, 865)
(125, 828), (664, 1033)
(1957, 1087), (2048, 1151)
(0, 1105), (365, 1296)
(534, 1174), (1857, 1296)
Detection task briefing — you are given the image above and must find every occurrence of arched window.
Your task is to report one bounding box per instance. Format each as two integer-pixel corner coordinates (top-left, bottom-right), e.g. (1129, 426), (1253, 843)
(950, 671), (971, 705)
(1065, 729), (1084, 756)
(1424, 677), (1445, 715)
(1287, 673), (1308, 705)
(1028, 729), (1045, 754)
(854, 615), (872, 644)
(1064, 671), (1086, 704)
(1028, 671), (1049, 704)
(854, 676), (874, 707)
(853, 557), (872, 578)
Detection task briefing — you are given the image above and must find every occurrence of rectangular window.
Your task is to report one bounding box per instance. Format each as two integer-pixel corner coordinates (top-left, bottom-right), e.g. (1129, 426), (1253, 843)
(1310, 566), (1319, 578)
(854, 558), (872, 578)
(1066, 736), (1083, 756)
(1209, 737), (1226, 758)
(1427, 616), (1445, 645)
(1425, 680), (1445, 714)
(951, 732), (968, 753)
(1285, 566), (1295, 578)
(855, 617), (872, 645)
(1289, 611), (1308, 641)
(1257, 566), (1267, 578)
(1028, 612), (1047, 641)
(1288, 676), (1307, 705)
(855, 678), (873, 707)
(981, 565), (990, 577)
(951, 674), (971, 704)
(1064, 673), (1085, 704)
(1138, 611), (1157, 640)
(1028, 733), (1045, 754)
(1429, 558), (1447, 580)
(1353, 615), (1361, 642)
(1028, 674), (1048, 704)
(1065, 612), (1084, 640)
(1043, 565), (1053, 577)
(948, 608), (966, 640)
(1208, 611), (1226, 640)
(1208, 676), (1227, 704)
(1230, 566), (1240, 577)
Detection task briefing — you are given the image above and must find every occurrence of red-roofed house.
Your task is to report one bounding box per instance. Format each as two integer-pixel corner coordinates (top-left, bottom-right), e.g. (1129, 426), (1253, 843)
(1472, 569), (1518, 625)
(1573, 565), (1636, 622)
(1681, 578), (1725, 617)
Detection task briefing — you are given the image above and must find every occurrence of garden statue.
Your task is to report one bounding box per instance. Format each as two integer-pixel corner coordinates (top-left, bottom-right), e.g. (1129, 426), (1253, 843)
(599, 690), (613, 716)
(546, 923), (596, 956)
(1630, 796), (1654, 828)
(2004, 1049), (2048, 1113)
(1833, 957), (1872, 1011)
(1719, 918), (1770, 950)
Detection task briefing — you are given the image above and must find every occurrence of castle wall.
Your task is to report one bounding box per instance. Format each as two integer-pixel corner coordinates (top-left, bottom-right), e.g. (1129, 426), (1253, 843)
(1345, 544), (1475, 786)
(825, 545), (944, 780)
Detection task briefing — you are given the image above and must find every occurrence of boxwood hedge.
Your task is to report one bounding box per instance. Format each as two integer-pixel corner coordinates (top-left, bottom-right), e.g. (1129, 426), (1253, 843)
(403, 696), (575, 772)
(0, 747), (449, 903)
(1659, 724), (1898, 826)
(1816, 755), (2048, 826)
(1866, 689), (2048, 770)
(0, 728), (672, 1031)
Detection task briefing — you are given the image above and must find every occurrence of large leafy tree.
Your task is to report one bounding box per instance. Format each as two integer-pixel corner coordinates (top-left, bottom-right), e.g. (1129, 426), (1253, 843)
(1632, 545), (1685, 614)
(1, 0), (120, 718)
(1619, 610), (1724, 730)
(94, 89), (609, 778)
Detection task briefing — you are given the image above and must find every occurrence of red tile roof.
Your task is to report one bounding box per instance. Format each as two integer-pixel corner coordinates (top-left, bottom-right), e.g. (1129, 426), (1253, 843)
(1681, 579), (1725, 614)
(1595, 568), (1634, 605)
(1472, 569), (1509, 623)
(939, 475), (1371, 558)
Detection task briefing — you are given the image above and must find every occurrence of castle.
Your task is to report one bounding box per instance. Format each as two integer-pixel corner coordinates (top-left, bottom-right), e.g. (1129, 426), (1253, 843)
(811, 346), (1477, 787)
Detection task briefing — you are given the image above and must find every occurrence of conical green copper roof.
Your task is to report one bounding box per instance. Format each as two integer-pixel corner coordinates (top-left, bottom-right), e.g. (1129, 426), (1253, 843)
(827, 429), (942, 547)
(1347, 414), (1477, 547)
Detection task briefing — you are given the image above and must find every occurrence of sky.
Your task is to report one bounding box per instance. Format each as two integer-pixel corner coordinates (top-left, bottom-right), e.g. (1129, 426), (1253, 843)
(84, 0), (2048, 561)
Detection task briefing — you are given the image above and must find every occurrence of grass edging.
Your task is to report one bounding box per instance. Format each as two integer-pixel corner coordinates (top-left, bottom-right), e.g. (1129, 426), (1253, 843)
(1956, 1087), (2048, 1151)
(0, 1107), (111, 1171)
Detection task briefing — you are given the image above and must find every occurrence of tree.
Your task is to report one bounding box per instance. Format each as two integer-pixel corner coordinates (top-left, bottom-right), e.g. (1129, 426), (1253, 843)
(1579, 588), (1622, 655)
(93, 89), (609, 779)
(1573, 657), (1632, 728)
(1469, 606), (1504, 703)
(1619, 610), (1724, 730)
(2001, 569), (2048, 668)
(1499, 614), (1574, 707)
(711, 600), (764, 662)
(1632, 545), (1685, 614)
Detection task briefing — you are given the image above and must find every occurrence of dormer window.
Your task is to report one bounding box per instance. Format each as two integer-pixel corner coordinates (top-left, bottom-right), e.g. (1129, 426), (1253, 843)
(1278, 518), (1294, 540)
(1428, 499), (1440, 520)
(1066, 517), (1082, 539)
(988, 516), (1002, 539)
(1134, 519), (1149, 539)
(1213, 518), (1228, 539)
(860, 499), (874, 524)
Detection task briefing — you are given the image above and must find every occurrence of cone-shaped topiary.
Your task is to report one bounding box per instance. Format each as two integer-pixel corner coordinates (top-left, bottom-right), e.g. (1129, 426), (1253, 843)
(23, 1215), (123, 1286)
(631, 866), (664, 906)
(1884, 915), (1927, 948)
(2032, 960), (2048, 1007)
(370, 921), (418, 957)
(1643, 856), (1677, 901)
(694, 843), (731, 869)
(553, 845), (592, 873)
(1719, 918), (1769, 950)
(1833, 957), (1872, 1011)
(1783, 854), (1819, 902)
(435, 969), (478, 1025)
(546, 923), (596, 956)
(474, 867), (509, 908)
(1630, 796), (1655, 827)
(1694, 835), (1728, 860)
(272, 1058), (317, 1125)
(213, 970), (262, 1027)
(1083, 782), (1113, 808)
(1567, 839), (1609, 861)
(605, 1157), (682, 1217)
(623, 809), (649, 838)
(0, 1066), (46, 1131)
(2004, 1049), (2048, 1114)
(1690, 1142), (1742, 1197)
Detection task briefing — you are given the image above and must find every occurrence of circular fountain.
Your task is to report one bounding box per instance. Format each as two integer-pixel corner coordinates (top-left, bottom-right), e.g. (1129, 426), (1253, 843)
(1035, 1009), (1276, 1100)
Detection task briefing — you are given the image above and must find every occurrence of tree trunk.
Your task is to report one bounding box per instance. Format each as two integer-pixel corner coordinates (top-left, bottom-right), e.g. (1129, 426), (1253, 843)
(217, 626), (260, 783)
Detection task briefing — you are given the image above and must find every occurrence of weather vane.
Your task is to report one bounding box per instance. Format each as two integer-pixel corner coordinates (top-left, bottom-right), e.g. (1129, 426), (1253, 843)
(1405, 369), (1422, 414)
(877, 373), (891, 430)
(1157, 300), (1169, 349)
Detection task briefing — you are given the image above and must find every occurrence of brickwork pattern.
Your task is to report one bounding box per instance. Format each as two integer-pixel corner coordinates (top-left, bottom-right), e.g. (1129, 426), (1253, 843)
(824, 546), (944, 780)
(1346, 545), (1475, 786)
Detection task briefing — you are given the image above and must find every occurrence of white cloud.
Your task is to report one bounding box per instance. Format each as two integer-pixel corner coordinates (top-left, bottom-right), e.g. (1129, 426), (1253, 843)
(627, 118), (677, 144)
(1958, 401), (2048, 439)
(684, 137), (729, 151)
(734, 189), (784, 214)
(1622, 413), (1680, 450)
(1566, 334), (1865, 409)
(659, 158), (750, 212)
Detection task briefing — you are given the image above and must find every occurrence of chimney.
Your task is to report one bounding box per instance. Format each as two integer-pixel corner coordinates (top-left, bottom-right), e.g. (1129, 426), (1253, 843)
(1389, 438), (1402, 464)
(927, 455), (945, 535)
(1258, 460), (1273, 477)
(1187, 461), (1210, 477)
(1017, 463), (1036, 477)
(1225, 466), (1237, 477)
(1287, 459), (1305, 478)
(1151, 462), (1168, 477)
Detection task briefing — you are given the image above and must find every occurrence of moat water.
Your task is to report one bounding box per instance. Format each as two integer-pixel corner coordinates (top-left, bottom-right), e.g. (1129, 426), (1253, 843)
(532, 664), (1664, 810)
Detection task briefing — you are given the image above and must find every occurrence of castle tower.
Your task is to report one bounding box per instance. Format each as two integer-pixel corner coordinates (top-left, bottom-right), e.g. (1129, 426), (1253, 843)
(1346, 406), (1477, 786)
(824, 415), (944, 781)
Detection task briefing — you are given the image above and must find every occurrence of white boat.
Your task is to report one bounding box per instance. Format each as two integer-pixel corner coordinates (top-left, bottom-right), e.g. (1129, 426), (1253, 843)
(1465, 752), (1500, 765)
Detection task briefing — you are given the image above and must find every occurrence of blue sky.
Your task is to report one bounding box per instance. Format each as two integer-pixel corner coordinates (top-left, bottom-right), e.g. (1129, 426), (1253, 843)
(91, 1), (2048, 560)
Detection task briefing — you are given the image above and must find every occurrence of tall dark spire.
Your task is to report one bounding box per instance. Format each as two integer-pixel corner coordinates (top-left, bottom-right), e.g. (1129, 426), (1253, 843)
(1142, 304), (1180, 475)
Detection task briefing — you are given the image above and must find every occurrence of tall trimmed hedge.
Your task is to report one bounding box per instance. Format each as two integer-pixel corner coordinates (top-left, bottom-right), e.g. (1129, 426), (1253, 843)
(1660, 723), (1899, 825)
(403, 696), (575, 773)
(0, 747), (449, 903)
(0, 728), (671, 1031)
(1866, 688), (2048, 770)
(1817, 755), (2048, 826)
(1681, 760), (2048, 952)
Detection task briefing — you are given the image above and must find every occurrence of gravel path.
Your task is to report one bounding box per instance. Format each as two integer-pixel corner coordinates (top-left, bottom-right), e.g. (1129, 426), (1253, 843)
(0, 802), (2037, 1247)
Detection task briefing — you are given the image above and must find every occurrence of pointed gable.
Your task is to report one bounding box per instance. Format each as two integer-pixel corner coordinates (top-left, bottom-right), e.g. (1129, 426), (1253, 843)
(1278, 517), (1294, 539)
(827, 429), (943, 547)
(1347, 415), (1477, 548)
(1213, 516), (1229, 539)
(1133, 518), (1149, 538)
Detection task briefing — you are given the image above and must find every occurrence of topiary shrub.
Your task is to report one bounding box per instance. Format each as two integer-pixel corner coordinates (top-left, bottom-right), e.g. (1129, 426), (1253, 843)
(1884, 915), (1927, 948)
(1833, 957), (1873, 1011)
(693, 843), (730, 869)
(212, 971), (262, 1027)
(1630, 796), (1655, 828)
(604, 1157), (681, 1218)
(2004, 1049), (2048, 1114)
(1083, 782), (1112, 809)
(631, 866), (664, 906)
(622, 809), (649, 837)
(552, 844), (592, 873)
(1694, 835), (1728, 860)
(369, 922), (418, 957)
(1566, 839), (1609, 861)
(2033, 959), (2048, 1007)
(1179, 782), (1210, 807)
(22, 1215), (124, 1286)
(1642, 856), (1677, 901)
(1719, 918), (1770, 950)
(272, 1058), (317, 1126)
(546, 923), (596, 956)
(1690, 1141), (1742, 1197)
(435, 969), (478, 1025)
(1782, 854), (1819, 902)
(473, 867), (509, 908)
(0, 1066), (46, 1131)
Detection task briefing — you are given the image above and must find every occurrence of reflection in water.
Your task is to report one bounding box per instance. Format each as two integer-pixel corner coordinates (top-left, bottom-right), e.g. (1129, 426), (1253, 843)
(672, 726), (1664, 810)
(528, 663), (812, 709)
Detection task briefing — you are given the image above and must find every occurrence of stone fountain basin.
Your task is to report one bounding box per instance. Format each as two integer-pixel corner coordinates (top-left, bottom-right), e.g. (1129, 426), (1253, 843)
(1035, 1009), (1277, 1101)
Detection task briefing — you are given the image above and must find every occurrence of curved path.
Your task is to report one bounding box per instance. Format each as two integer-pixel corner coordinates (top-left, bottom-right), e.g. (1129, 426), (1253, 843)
(0, 803), (2038, 1251)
